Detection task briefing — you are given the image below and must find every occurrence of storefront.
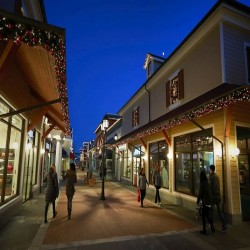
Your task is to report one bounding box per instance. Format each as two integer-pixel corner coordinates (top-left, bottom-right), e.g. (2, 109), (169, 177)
(174, 128), (214, 196)
(0, 7), (71, 230)
(149, 140), (169, 188)
(237, 126), (250, 221)
(0, 99), (23, 204)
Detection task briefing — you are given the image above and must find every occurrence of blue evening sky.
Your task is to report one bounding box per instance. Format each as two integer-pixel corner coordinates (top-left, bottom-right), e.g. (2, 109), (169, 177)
(43, 0), (250, 152)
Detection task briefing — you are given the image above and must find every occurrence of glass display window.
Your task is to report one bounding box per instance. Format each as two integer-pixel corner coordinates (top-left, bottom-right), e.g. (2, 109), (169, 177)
(0, 102), (9, 123)
(149, 140), (169, 188)
(0, 107), (23, 203)
(0, 123), (8, 203)
(174, 128), (214, 196)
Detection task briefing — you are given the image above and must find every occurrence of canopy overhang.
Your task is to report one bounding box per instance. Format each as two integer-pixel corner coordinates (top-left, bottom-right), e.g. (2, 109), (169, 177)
(0, 9), (70, 135)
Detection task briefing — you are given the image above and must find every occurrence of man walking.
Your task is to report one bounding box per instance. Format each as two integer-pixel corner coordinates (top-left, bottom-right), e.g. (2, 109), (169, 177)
(209, 165), (227, 232)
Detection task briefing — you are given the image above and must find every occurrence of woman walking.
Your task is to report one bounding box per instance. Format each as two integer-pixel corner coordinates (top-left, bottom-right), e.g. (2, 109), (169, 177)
(138, 168), (149, 207)
(65, 162), (77, 219)
(197, 170), (215, 235)
(44, 164), (59, 223)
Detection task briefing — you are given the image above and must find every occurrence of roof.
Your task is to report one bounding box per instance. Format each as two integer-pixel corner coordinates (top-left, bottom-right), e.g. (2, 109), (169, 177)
(117, 0), (250, 114)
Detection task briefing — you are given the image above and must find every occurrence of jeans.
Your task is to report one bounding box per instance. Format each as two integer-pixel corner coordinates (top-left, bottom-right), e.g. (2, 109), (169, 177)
(140, 189), (146, 206)
(155, 186), (161, 203)
(211, 199), (226, 228)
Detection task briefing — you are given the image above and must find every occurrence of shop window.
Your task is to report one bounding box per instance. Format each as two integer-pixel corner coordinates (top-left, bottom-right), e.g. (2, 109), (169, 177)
(132, 106), (140, 127)
(0, 102), (10, 123)
(0, 104), (23, 204)
(121, 149), (132, 179)
(166, 69), (184, 107)
(132, 145), (145, 186)
(237, 126), (250, 195)
(149, 140), (169, 189)
(174, 129), (214, 196)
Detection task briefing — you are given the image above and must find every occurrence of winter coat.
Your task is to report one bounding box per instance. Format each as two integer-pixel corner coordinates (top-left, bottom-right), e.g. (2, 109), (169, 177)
(197, 179), (211, 206)
(139, 174), (148, 190)
(209, 172), (221, 203)
(153, 171), (162, 188)
(65, 169), (77, 196)
(45, 167), (59, 203)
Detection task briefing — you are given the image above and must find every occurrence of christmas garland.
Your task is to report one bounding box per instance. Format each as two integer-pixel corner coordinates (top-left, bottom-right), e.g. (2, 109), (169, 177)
(116, 87), (250, 146)
(0, 16), (70, 135)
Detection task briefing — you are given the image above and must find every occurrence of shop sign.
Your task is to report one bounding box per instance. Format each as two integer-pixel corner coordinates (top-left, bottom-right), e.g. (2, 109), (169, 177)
(118, 144), (127, 151)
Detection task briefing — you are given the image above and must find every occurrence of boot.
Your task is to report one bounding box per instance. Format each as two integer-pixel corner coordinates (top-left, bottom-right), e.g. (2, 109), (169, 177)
(53, 202), (57, 218)
(44, 203), (48, 223)
(200, 226), (207, 235)
(68, 208), (71, 220)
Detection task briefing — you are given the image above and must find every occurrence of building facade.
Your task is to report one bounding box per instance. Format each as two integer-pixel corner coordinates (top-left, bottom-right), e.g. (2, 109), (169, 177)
(102, 0), (250, 224)
(0, 0), (71, 229)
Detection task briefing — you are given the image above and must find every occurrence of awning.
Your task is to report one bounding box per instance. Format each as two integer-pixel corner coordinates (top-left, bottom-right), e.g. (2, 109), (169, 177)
(0, 10), (70, 135)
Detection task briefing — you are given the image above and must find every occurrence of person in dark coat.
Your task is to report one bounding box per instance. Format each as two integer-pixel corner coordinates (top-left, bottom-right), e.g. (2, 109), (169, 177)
(44, 164), (59, 223)
(209, 165), (227, 232)
(138, 168), (149, 207)
(65, 163), (77, 220)
(197, 170), (215, 235)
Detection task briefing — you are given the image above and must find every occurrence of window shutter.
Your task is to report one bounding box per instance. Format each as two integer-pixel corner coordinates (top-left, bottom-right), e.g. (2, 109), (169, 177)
(166, 80), (170, 107)
(178, 69), (184, 99)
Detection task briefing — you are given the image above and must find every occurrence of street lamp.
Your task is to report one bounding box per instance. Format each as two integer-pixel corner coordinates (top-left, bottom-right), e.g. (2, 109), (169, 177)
(100, 119), (109, 200)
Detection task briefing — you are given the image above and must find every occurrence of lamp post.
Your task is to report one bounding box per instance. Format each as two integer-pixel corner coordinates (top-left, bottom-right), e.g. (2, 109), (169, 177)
(100, 119), (109, 200)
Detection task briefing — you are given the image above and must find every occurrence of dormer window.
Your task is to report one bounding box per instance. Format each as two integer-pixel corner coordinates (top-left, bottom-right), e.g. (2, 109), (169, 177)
(147, 61), (152, 78)
(132, 106), (139, 127)
(166, 69), (184, 107)
(144, 53), (165, 79)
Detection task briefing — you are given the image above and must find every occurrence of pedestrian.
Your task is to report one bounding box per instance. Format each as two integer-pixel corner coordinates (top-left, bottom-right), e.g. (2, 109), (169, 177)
(197, 170), (215, 235)
(153, 164), (162, 205)
(138, 168), (149, 207)
(65, 162), (77, 220)
(44, 164), (59, 223)
(209, 164), (227, 232)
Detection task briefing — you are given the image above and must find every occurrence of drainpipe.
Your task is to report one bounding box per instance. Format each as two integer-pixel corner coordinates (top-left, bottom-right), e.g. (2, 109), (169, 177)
(144, 84), (151, 123)
(189, 119), (225, 210)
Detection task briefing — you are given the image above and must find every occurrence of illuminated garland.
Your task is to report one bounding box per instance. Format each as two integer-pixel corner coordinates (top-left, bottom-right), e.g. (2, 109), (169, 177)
(0, 16), (70, 135)
(116, 87), (250, 146)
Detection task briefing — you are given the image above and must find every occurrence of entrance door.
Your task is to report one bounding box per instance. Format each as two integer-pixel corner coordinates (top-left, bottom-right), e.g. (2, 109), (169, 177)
(237, 126), (250, 221)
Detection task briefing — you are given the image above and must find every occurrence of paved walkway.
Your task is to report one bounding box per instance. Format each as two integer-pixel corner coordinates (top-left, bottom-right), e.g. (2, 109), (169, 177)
(0, 169), (250, 250)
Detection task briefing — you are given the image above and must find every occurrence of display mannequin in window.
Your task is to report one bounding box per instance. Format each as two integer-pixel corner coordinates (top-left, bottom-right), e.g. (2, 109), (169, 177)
(153, 164), (162, 205)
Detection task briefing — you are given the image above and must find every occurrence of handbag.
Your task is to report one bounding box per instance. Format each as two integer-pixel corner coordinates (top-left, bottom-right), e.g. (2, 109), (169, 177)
(195, 204), (203, 219)
(137, 187), (141, 202)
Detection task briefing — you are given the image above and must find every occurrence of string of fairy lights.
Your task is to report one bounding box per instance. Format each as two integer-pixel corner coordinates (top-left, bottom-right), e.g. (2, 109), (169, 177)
(117, 86), (250, 146)
(0, 16), (70, 135)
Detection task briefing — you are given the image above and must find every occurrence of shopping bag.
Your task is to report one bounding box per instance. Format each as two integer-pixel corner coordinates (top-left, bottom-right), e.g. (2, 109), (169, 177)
(137, 188), (141, 202)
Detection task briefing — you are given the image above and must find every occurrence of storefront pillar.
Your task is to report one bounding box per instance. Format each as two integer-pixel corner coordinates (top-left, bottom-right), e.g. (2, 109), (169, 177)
(55, 138), (63, 181)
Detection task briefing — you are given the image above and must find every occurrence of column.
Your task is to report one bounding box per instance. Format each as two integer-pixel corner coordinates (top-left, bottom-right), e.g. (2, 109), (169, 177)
(55, 139), (63, 181)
